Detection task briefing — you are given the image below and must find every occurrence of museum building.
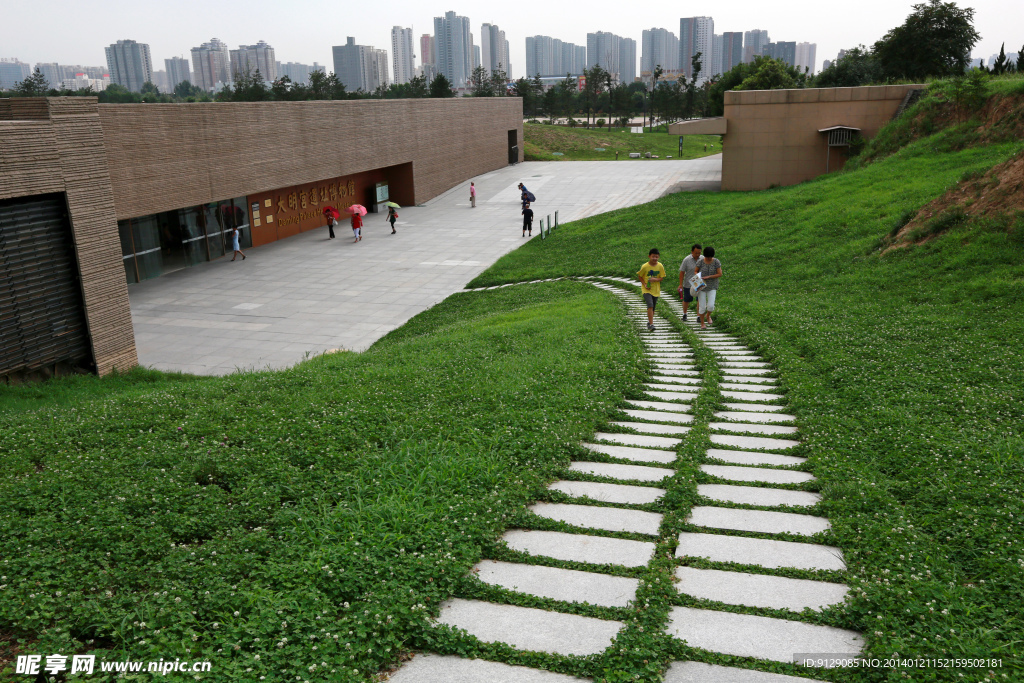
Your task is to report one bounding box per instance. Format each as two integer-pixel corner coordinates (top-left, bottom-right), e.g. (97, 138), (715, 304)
(0, 96), (523, 379)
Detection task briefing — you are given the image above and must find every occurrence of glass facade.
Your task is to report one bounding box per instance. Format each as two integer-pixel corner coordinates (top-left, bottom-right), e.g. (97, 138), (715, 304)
(118, 196), (252, 283)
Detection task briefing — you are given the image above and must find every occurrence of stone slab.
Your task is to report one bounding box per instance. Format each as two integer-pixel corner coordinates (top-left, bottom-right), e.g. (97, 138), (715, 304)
(664, 606), (863, 663)
(437, 598), (623, 656)
(650, 375), (702, 386)
(698, 484), (821, 508)
(710, 422), (799, 436)
(720, 361), (769, 367)
(664, 661), (824, 683)
(674, 566), (848, 612)
(646, 354), (694, 360)
(719, 391), (783, 402)
(715, 412), (797, 424)
(475, 560), (640, 607)
(502, 529), (655, 568)
(570, 461), (675, 483)
(720, 382), (775, 392)
(647, 382), (704, 392)
(645, 390), (699, 402)
(717, 368), (773, 376)
(623, 409), (694, 424)
(654, 368), (701, 377)
(610, 420), (691, 436)
(625, 400), (691, 413)
(551, 480), (666, 504)
(720, 375), (776, 384)
(388, 654), (592, 683)
(688, 506), (830, 536)
(722, 402), (787, 413)
(530, 502), (663, 535)
(594, 431), (682, 448)
(717, 357), (763, 364)
(710, 434), (799, 451)
(583, 442), (677, 464)
(701, 464), (813, 485)
(676, 532), (846, 571)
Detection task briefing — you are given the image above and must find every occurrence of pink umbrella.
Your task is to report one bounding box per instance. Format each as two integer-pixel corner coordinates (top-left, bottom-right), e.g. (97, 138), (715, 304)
(346, 204), (368, 216)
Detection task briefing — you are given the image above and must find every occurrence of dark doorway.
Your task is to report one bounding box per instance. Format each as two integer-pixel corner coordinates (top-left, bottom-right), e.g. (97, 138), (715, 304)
(508, 130), (519, 165)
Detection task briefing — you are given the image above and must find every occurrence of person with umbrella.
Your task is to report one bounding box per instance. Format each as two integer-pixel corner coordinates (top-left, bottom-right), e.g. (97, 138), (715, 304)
(347, 204), (367, 242)
(385, 202), (400, 234)
(323, 206), (340, 239)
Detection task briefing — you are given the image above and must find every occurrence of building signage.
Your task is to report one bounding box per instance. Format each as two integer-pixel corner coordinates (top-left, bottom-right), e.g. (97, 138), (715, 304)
(275, 179), (357, 229)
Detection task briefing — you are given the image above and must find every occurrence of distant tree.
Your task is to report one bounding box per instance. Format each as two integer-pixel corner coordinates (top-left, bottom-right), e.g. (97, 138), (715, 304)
(270, 75), (293, 100)
(991, 43), (1009, 75)
(406, 74), (429, 98)
(469, 66), (494, 96)
(429, 73), (454, 97)
(489, 65), (508, 96)
(174, 80), (203, 99)
(735, 56), (799, 91)
(812, 47), (883, 87)
(581, 64), (609, 126)
(873, 0), (979, 80)
(1018, 45), (1024, 72)
(13, 68), (50, 96)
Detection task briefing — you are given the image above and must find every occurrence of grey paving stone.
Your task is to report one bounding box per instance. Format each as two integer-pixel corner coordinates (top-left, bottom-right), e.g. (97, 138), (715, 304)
(664, 606), (863, 663)
(676, 532), (846, 570)
(707, 447), (806, 467)
(570, 461), (675, 483)
(720, 382), (775, 393)
(714, 411), (797, 424)
(722, 402), (787, 413)
(624, 399), (691, 413)
(582, 442), (677, 464)
(650, 375), (702, 385)
(688, 506), (830, 536)
(654, 368), (701, 376)
(436, 598), (623, 656)
(717, 368), (773, 376)
(530, 502), (663, 535)
(674, 567), (849, 612)
(720, 390), (783, 402)
(721, 375), (777, 384)
(503, 530), (656, 567)
(550, 480), (666, 504)
(710, 434), (799, 451)
(701, 464), (814, 485)
(663, 661), (825, 683)
(594, 431), (682, 448)
(697, 484), (821, 508)
(645, 390), (700, 402)
(720, 360), (769, 366)
(648, 382), (704, 392)
(714, 349), (759, 355)
(474, 560), (640, 607)
(611, 420), (691, 437)
(623, 409), (694, 424)
(387, 654), (593, 683)
(647, 353), (694, 360)
(710, 422), (799, 436)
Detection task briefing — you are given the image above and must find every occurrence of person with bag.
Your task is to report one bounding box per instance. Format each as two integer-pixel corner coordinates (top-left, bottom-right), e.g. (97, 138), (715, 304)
(695, 246), (722, 329)
(677, 244), (702, 321)
(326, 215), (337, 239)
(229, 224), (246, 261)
(470, 182), (477, 208)
(351, 211), (363, 242)
(386, 206), (398, 234)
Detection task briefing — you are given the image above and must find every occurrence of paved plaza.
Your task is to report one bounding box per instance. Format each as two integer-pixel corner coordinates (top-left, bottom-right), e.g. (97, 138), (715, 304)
(128, 157), (720, 375)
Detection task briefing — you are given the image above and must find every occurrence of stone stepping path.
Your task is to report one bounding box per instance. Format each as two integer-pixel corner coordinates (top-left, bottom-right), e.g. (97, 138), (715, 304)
(407, 279), (862, 682)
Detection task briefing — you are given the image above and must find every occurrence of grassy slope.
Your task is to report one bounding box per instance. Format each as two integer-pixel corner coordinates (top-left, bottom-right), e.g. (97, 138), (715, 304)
(524, 123), (720, 161)
(474, 132), (1024, 677)
(0, 283), (645, 681)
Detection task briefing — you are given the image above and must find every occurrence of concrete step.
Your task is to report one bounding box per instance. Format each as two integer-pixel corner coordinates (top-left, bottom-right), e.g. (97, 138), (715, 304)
(436, 598), (623, 656)
(582, 442), (677, 464)
(701, 464), (813, 485)
(717, 368), (773, 376)
(688, 506), (830, 537)
(570, 461), (675, 483)
(710, 422), (799, 436)
(714, 411), (797, 424)
(594, 432), (683, 449)
(664, 606), (863, 663)
(623, 409), (694, 425)
(550, 480), (666, 504)
(645, 390), (699, 402)
(388, 654), (593, 683)
(720, 375), (776, 384)
(531, 502), (663, 535)
(474, 560), (640, 608)
(720, 382), (775, 392)
(719, 391), (783, 402)
(698, 484), (821, 508)
(722, 402), (787, 413)
(676, 532), (846, 571)
(502, 529), (656, 568)
(647, 382), (704, 393)
(706, 448), (807, 467)
(624, 399), (692, 413)
(674, 566), (849, 612)
(610, 420), (691, 436)
(709, 434), (799, 451)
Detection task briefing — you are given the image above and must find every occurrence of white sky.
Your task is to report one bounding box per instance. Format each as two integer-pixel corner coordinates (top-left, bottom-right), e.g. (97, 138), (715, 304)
(6, 0), (1022, 78)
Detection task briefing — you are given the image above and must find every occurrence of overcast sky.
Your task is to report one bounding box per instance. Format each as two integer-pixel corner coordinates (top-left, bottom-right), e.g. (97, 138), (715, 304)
(7, 0), (1022, 78)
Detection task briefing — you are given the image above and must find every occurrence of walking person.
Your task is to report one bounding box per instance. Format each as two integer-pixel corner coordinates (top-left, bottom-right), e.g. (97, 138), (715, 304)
(326, 215), (337, 239)
(229, 224), (246, 261)
(695, 246), (722, 329)
(637, 248), (666, 332)
(386, 206), (398, 234)
(677, 244), (702, 321)
(522, 203), (534, 237)
(351, 211), (363, 242)
(470, 182), (477, 208)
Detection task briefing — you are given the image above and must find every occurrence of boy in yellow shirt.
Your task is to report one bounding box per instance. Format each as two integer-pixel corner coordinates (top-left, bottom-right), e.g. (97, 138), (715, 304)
(637, 248), (666, 332)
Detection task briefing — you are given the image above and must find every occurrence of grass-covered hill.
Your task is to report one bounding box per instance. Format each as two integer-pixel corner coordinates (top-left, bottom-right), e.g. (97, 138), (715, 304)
(524, 122), (720, 161)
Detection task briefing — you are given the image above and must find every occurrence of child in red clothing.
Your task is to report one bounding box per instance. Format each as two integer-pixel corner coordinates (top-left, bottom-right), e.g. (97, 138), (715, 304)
(351, 212), (363, 242)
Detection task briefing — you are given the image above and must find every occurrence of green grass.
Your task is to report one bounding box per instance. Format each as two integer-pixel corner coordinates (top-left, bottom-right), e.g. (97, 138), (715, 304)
(524, 123), (721, 161)
(0, 283), (648, 682)
(471, 132), (1024, 678)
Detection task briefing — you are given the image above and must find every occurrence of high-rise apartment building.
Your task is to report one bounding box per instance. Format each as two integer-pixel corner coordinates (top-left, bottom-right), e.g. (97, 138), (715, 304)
(229, 41), (277, 82)
(0, 58), (31, 90)
(795, 42), (817, 75)
(191, 38), (231, 91)
(641, 28), (679, 73)
(587, 31), (621, 77)
(762, 41), (797, 67)
(333, 37), (389, 92)
(481, 23), (510, 74)
(434, 11), (473, 88)
(105, 39), (153, 92)
(679, 17), (714, 82)
(164, 57), (191, 88)
(743, 29), (769, 63)
(276, 61), (322, 86)
(711, 34), (724, 77)
(619, 38), (637, 83)
(526, 35), (585, 77)
(473, 43), (481, 71)
(391, 27), (415, 84)
(720, 32), (744, 74)
(34, 63), (64, 88)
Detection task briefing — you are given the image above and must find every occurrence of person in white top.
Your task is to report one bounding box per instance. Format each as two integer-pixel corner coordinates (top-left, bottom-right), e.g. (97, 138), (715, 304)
(677, 244), (702, 321)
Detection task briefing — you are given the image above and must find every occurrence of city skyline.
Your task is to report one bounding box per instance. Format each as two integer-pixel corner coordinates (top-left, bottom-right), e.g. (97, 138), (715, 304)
(4, 0), (1020, 83)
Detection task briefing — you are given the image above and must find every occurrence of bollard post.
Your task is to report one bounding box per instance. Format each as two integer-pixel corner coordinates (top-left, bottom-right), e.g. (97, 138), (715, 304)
(547, 215), (551, 234)
(555, 210), (559, 228)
